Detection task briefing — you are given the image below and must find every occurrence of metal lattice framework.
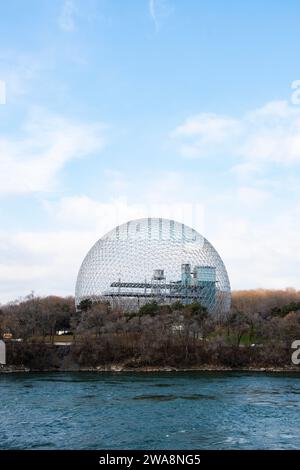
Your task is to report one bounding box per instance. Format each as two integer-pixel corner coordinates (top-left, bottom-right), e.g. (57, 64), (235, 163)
(75, 218), (231, 315)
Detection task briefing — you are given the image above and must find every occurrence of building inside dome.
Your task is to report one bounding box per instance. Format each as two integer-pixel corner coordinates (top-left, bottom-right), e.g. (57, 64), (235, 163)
(75, 218), (231, 315)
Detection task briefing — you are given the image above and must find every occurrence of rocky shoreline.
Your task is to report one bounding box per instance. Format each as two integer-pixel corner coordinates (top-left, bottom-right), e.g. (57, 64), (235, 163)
(1, 363), (300, 373)
(0, 365), (30, 373)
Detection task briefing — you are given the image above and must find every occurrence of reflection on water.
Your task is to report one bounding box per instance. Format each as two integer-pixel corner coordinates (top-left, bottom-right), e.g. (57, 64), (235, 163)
(0, 371), (300, 450)
(133, 393), (216, 401)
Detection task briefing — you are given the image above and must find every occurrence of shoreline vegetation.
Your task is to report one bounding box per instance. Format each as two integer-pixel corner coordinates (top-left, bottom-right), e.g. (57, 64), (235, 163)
(1, 288), (300, 373)
(1, 364), (300, 374)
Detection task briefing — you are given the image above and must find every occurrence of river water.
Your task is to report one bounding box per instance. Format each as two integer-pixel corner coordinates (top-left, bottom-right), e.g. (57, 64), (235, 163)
(0, 371), (299, 449)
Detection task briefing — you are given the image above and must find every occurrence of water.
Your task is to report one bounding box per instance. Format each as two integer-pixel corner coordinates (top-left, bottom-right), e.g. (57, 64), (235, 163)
(0, 371), (300, 450)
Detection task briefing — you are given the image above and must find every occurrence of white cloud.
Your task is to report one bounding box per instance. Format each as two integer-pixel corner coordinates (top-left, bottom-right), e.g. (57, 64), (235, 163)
(53, 196), (139, 231)
(149, 0), (158, 30)
(48, 193), (204, 234)
(104, 169), (128, 192)
(172, 113), (239, 140)
(43, 169), (205, 232)
(0, 80), (6, 104)
(149, 0), (172, 31)
(58, 0), (77, 32)
(231, 161), (263, 180)
(171, 114), (240, 158)
(0, 229), (94, 303)
(0, 264), (49, 283)
(171, 100), (300, 165)
(0, 109), (106, 194)
(210, 205), (300, 291)
(0, 52), (44, 101)
(236, 186), (270, 206)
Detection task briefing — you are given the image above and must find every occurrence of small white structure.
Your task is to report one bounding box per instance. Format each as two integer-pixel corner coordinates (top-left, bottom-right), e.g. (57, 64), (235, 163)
(56, 330), (71, 336)
(0, 340), (6, 365)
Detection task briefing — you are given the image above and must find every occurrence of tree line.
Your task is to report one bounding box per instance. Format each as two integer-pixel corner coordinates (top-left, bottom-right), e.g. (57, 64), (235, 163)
(1, 288), (300, 370)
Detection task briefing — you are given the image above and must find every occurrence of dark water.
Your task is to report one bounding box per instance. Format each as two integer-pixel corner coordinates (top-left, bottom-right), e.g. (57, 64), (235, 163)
(0, 372), (300, 450)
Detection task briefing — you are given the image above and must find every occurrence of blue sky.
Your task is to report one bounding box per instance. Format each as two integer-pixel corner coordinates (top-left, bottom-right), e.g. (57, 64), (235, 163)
(0, 0), (300, 302)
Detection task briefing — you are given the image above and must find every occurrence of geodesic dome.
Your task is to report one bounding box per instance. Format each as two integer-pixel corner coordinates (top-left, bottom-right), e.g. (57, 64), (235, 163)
(75, 218), (231, 315)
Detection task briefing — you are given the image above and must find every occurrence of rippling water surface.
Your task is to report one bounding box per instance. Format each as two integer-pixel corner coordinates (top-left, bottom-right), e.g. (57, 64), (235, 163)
(1, 372), (300, 449)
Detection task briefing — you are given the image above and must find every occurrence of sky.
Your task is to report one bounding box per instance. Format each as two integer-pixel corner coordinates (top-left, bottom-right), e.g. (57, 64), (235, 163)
(0, 0), (300, 303)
